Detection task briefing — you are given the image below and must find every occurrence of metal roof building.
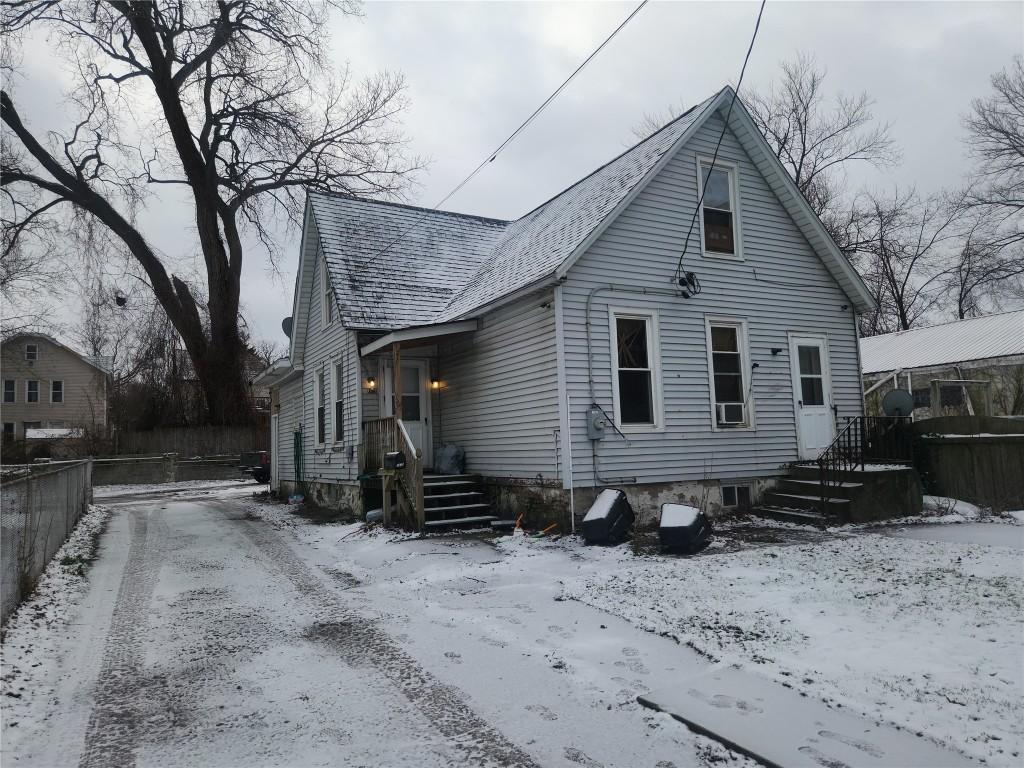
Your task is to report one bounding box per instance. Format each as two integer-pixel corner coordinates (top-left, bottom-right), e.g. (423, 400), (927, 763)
(860, 310), (1024, 375)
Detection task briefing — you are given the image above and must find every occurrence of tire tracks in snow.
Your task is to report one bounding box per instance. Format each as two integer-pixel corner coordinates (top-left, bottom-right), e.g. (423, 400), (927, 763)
(237, 515), (540, 768)
(77, 508), (166, 768)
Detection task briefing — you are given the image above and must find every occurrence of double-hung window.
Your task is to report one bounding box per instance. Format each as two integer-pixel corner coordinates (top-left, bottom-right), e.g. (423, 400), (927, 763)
(315, 370), (326, 446)
(51, 380), (64, 403)
(24, 343), (38, 362)
(705, 318), (752, 428)
(3, 380), (14, 403)
(321, 260), (334, 328)
(26, 380), (39, 404)
(699, 160), (739, 257)
(610, 310), (662, 429)
(332, 361), (344, 444)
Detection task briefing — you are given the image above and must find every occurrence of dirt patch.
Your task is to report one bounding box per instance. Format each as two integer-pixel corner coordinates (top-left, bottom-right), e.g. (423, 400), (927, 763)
(630, 520), (838, 558)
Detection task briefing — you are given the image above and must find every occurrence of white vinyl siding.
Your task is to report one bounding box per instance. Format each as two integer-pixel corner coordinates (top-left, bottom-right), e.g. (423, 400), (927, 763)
(558, 113), (863, 486)
(436, 291), (560, 479)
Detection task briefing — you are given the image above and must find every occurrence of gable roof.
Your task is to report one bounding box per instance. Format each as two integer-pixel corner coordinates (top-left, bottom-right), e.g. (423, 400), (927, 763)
(304, 86), (874, 333)
(860, 310), (1024, 374)
(2, 332), (112, 375)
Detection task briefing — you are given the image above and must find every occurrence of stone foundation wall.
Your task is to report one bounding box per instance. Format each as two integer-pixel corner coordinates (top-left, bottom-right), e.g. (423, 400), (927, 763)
(482, 475), (778, 529)
(278, 479), (362, 515)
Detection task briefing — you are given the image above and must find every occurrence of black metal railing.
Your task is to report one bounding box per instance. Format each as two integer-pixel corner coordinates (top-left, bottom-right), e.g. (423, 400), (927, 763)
(816, 416), (913, 513)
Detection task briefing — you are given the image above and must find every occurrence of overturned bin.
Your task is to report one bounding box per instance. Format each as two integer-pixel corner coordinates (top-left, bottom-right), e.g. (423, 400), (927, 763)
(659, 503), (713, 553)
(582, 489), (635, 545)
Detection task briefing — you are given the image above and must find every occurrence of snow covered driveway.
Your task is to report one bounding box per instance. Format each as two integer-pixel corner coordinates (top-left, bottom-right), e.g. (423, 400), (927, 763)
(2, 489), (751, 768)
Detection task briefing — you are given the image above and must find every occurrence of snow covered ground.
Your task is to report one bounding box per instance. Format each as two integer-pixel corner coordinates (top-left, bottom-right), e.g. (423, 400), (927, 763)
(93, 478), (257, 499)
(564, 527), (1023, 764)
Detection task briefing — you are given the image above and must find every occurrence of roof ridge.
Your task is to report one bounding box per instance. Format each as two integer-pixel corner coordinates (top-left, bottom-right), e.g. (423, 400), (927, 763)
(866, 308), (1024, 338)
(308, 190), (511, 225)
(511, 90), (724, 222)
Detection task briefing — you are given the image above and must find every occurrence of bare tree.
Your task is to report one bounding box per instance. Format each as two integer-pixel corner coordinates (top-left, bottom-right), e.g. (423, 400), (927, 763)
(941, 209), (1024, 319)
(743, 53), (900, 245)
(628, 98), (688, 142)
(2, 1), (420, 424)
(850, 188), (963, 335)
(963, 56), (1024, 250)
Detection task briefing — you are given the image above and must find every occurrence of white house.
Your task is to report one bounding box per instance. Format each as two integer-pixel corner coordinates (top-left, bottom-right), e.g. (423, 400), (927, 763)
(256, 86), (875, 529)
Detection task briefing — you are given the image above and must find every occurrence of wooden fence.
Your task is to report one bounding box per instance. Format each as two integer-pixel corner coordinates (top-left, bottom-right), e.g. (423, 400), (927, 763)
(114, 422), (267, 457)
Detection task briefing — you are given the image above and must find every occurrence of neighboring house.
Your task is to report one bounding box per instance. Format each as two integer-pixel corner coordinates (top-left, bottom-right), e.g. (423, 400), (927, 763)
(861, 310), (1024, 418)
(0, 334), (111, 441)
(256, 86), (875, 526)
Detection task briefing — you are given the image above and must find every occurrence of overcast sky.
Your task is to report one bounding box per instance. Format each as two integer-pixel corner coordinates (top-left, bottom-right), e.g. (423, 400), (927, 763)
(13, 1), (1024, 346)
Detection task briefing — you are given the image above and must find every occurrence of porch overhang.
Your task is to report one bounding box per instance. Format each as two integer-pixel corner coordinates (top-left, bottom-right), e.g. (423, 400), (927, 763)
(251, 357), (303, 388)
(359, 320), (478, 357)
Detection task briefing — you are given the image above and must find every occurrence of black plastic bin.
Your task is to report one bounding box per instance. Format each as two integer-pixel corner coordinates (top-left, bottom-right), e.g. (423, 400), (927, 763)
(582, 489), (635, 544)
(658, 503), (713, 552)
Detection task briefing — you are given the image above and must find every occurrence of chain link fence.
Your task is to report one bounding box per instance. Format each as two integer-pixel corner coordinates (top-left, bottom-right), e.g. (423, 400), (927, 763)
(1, 460), (93, 625)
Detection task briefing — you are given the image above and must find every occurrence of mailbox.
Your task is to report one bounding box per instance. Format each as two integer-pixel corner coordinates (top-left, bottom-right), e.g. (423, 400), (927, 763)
(383, 450), (407, 470)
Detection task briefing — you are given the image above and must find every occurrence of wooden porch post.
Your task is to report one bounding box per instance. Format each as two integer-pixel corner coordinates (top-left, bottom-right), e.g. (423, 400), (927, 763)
(392, 341), (402, 438)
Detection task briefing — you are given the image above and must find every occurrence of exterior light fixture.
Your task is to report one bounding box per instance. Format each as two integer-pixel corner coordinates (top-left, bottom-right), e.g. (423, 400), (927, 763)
(771, 348), (782, 356)
(366, 376), (377, 391)
(430, 378), (440, 390)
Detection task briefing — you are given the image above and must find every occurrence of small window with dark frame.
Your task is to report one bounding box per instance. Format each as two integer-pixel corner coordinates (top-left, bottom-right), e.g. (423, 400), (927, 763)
(26, 380), (39, 403)
(2, 423), (14, 440)
(722, 484), (752, 508)
(333, 361), (344, 444)
(315, 370), (326, 445)
(3, 380), (14, 403)
(25, 343), (38, 361)
(51, 380), (64, 403)
(615, 316), (654, 425)
(701, 164), (736, 255)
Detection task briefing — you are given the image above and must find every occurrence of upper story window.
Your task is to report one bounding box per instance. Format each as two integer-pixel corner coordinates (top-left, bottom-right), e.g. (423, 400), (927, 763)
(51, 380), (64, 403)
(699, 160), (740, 258)
(321, 260), (335, 328)
(3, 380), (14, 403)
(25, 343), (38, 361)
(610, 309), (663, 430)
(26, 380), (39, 403)
(315, 369), (326, 446)
(705, 318), (753, 429)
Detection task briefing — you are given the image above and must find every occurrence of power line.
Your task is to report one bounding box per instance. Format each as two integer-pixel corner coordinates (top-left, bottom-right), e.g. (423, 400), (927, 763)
(346, 0), (650, 278)
(674, 0), (767, 284)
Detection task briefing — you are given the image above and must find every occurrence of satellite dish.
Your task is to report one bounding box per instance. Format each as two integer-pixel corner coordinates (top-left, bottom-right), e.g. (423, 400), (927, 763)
(882, 388), (914, 417)
(281, 316), (293, 338)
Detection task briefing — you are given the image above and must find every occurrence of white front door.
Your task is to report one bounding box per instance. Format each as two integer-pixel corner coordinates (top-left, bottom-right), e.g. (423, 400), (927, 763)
(789, 335), (836, 460)
(382, 359), (432, 467)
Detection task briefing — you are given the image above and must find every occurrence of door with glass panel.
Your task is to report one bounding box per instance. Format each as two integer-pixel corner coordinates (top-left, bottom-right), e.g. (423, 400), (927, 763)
(789, 335), (835, 459)
(382, 360), (432, 467)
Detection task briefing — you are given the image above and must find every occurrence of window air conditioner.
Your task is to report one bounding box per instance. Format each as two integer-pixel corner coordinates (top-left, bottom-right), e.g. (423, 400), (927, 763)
(716, 402), (745, 426)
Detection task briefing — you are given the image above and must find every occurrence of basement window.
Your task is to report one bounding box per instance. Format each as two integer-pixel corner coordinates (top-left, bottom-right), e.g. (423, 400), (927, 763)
(722, 484), (751, 508)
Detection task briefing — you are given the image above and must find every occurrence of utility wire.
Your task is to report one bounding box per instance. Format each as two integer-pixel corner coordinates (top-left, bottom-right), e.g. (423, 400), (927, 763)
(346, 0), (650, 278)
(674, 0), (767, 282)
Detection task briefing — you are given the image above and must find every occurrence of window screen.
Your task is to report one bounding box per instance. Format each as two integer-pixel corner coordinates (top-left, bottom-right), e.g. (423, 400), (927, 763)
(615, 316), (654, 424)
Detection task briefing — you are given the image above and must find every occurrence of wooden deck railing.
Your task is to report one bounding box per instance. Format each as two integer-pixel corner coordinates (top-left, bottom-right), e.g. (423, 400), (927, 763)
(360, 416), (424, 531)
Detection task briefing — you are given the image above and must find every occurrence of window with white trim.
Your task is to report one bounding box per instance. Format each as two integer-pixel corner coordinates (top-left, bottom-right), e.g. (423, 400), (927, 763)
(24, 343), (38, 361)
(705, 319), (751, 428)
(321, 260), (334, 328)
(315, 369), (326, 446)
(332, 360), (344, 444)
(611, 311), (661, 428)
(699, 161), (738, 257)
(26, 380), (39, 403)
(3, 380), (14, 403)
(51, 380), (64, 403)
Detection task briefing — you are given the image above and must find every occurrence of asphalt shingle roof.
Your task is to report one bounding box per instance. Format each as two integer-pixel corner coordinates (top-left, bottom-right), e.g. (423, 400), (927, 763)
(310, 93), (720, 330)
(860, 309), (1024, 374)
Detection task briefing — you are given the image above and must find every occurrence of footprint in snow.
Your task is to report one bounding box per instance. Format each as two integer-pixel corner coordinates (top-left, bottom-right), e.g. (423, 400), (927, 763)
(524, 703), (558, 721)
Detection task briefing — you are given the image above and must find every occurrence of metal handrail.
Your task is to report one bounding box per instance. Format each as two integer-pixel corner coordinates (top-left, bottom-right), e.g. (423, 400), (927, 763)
(816, 416), (912, 515)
